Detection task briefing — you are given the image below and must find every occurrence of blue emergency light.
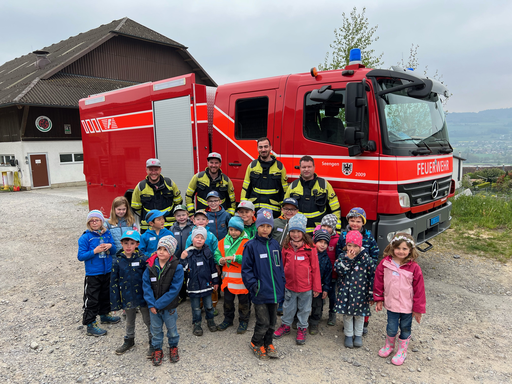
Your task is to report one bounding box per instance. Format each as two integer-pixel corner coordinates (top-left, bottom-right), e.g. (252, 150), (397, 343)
(349, 48), (362, 65)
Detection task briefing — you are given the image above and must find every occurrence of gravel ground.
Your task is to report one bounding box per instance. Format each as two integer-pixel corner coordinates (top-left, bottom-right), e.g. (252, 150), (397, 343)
(0, 187), (511, 384)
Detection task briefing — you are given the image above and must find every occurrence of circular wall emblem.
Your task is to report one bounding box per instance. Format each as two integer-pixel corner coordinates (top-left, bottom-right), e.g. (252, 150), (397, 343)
(35, 116), (52, 132)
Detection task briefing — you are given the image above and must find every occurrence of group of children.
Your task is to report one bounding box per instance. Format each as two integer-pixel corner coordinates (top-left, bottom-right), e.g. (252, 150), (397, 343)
(78, 193), (426, 367)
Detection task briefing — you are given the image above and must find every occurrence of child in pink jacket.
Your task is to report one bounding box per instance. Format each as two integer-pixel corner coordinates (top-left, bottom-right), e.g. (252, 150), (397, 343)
(373, 233), (426, 366)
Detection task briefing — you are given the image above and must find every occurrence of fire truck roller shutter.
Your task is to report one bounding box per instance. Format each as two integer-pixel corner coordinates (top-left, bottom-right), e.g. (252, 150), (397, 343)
(321, 106), (344, 145)
(153, 96), (195, 196)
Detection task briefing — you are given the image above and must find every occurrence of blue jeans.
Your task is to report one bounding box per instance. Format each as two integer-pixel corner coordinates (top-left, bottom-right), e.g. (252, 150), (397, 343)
(150, 308), (179, 349)
(386, 310), (412, 339)
(190, 295), (214, 324)
(282, 289), (312, 329)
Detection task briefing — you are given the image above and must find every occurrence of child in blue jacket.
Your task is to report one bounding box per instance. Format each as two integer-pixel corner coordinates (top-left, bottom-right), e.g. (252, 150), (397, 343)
(205, 191), (231, 241)
(180, 226), (219, 336)
(77, 210), (120, 337)
(242, 209), (285, 360)
(140, 210), (173, 256)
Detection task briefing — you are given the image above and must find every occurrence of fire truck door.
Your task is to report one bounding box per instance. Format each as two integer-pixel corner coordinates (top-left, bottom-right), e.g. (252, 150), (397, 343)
(153, 96), (195, 196)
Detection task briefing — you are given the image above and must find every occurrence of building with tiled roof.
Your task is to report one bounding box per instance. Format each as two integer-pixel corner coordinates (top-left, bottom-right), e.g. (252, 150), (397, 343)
(0, 17), (215, 189)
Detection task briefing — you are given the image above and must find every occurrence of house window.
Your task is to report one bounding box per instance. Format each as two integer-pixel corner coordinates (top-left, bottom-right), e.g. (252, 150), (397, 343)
(0, 154), (15, 166)
(60, 153), (83, 164)
(235, 97), (268, 139)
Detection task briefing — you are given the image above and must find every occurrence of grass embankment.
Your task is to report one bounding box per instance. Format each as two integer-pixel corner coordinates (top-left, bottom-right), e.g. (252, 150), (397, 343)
(438, 193), (512, 262)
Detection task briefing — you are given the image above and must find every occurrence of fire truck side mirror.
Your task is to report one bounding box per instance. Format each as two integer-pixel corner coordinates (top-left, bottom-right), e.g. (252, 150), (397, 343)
(345, 82), (366, 127)
(310, 85), (334, 102)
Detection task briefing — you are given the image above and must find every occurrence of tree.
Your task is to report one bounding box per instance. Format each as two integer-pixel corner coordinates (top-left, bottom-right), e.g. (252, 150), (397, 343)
(319, 7), (383, 70)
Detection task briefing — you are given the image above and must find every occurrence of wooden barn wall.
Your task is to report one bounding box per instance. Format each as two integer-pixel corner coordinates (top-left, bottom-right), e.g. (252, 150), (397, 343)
(23, 107), (81, 140)
(62, 36), (208, 85)
(0, 106), (21, 142)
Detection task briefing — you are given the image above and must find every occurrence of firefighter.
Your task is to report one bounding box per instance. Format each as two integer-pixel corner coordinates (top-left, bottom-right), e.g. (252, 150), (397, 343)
(284, 155), (341, 233)
(240, 137), (288, 218)
(185, 152), (236, 215)
(131, 158), (183, 232)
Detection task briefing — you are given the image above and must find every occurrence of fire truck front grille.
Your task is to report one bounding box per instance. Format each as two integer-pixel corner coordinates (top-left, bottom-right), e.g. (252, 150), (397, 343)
(398, 175), (452, 207)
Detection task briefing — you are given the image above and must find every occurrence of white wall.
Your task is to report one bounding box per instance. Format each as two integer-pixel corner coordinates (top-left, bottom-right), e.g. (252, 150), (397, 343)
(0, 140), (85, 188)
(453, 157), (464, 189)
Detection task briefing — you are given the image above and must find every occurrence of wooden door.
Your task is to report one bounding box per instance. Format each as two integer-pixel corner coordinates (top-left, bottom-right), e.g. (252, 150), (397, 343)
(30, 154), (49, 188)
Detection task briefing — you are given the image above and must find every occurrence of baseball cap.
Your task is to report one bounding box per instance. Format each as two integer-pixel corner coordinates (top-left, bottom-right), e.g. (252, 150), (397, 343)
(146, 209), (165, 223)
(146, 158), (161, 168)
(282, 197), (299, 208)
(173, 204), (188, 214)
(206, 191), (220, 200)
(194, 209), (208, 218)
(121, 230), (141, 242)
(207, 152), (222, 162)
(236, 201), (255, 211)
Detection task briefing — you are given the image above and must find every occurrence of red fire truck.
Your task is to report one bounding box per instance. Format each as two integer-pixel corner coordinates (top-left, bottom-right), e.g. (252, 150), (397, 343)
(79, 50), (454, 253)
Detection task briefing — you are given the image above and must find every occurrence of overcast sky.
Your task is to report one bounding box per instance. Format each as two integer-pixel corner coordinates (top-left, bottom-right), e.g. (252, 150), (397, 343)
(1, 0), (510, 113)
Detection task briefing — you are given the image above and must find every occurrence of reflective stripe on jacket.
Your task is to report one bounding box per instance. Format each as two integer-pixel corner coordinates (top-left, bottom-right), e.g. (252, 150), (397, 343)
(186, 169), (236, 215)
(216, 233), (250, 294)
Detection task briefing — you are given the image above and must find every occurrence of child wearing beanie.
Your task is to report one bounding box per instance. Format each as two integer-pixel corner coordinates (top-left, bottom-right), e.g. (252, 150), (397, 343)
(214, 216), (252, 334)
(274, 214), (321, 346)
(143, 235), (184, 366)
(334, 230), (376, 349)
(308, 229), (333, 334)
(242, 209), (285, 360)
(78, 210), (119, 337)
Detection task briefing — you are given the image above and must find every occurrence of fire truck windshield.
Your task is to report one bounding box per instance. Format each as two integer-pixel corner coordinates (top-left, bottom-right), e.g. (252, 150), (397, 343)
(378, 79), (450, 155)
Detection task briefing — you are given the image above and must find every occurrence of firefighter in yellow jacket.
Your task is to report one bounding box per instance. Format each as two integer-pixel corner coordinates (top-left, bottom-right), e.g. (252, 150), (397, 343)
(284, 155), (341, 233)
(241, 138), (288, 218)
(185, 152), (236, 215)
(131, 158), (183, 232)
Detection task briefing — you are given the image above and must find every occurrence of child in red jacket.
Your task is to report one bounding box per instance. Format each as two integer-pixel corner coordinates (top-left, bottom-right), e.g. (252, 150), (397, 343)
(373, 233), (426, 366)
(274, 214), (321, 345)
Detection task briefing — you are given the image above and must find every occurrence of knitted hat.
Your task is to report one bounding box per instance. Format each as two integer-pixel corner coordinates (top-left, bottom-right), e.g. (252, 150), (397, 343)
(346, 230), (363, 247)
(346, 207), (367, 225)
(146, 209), (165, 224)
(228, 216), (244, 233)
(192, 226), (207, 240)
(314, 229), (331, 244)
(237, 200), (255, 212)
(289, 214), (307, 234)
(321, 214), (338, 230)
(87, 210), (104, 223)
(158, 235), (177, 256)
(121, 230), (140, 242)
(255, 209), (274, 229)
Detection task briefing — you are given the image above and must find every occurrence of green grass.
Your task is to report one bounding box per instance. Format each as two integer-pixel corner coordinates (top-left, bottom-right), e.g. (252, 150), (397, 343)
(437, 194), (512, 262)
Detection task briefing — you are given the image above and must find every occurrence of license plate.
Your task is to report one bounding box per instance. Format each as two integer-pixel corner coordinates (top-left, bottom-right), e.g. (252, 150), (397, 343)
(430, 215), (440, 226)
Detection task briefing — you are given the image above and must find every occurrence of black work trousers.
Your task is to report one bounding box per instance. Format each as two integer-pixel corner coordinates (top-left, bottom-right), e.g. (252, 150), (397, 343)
(82, 273), (111, 325)
(223, 289), (250, 324)
(251, 303), (277, 347)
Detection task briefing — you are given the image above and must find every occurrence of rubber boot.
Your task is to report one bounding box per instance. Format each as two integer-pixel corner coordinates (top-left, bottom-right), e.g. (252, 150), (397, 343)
(391, 336), (411, 366)
(378, 335), (396, 358)
(115, 337), (134, 355)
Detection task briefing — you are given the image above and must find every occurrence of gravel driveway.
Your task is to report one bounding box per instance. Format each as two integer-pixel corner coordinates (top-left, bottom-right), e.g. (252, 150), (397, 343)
(0, 187), (511, 383)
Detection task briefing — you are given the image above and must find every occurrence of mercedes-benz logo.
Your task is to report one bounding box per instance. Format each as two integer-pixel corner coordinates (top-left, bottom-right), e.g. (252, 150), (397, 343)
(431, 180), (439, 199)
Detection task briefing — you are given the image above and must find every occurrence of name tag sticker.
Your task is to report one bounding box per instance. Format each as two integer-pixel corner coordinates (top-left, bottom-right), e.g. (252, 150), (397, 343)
(150, 237), (156, 241)
(175, 232), (180, 236)
(197, 261), (204, 266)
(392, 271), (400, 276)
(260, 253), (268, 258)
(150, 277), (157, 282)
(277, 228), (283, 232)
(131, 262), (140, 267)
(328, 246), (334, 251)
(224, 245), (230, 249)
(209, 220), (214, 223)
(297, 256), (305, 261)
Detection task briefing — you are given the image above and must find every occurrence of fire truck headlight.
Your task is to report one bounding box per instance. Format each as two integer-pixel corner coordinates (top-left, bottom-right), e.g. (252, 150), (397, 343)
(387, 228), (413, 243)
(398, 193), (410, 208)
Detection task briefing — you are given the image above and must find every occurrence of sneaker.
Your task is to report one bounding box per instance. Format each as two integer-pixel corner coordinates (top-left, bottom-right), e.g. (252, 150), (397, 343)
(207, 319), (217, 332)
(327, 313), (336, 326)
(309, 323), (319, 335)
(237, 321), (248, 334)
(250, 342), (269, 360)
(100, 313), (121, 324)
(273, 324), (291, 339)
(152, 349), (163, 366)
(353, 335), (363, 348)
(86, 321), (107, 337)
(266, 344), (279, 359)
(217, 321), (233, 331)
(115, 337), (134, 355)
(296, 327), (307, 345)
(169, 346), (180, 363)
(344, 336), (354, 349)
(213, 308), (219, 317)
(193, 322), (203, 336)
